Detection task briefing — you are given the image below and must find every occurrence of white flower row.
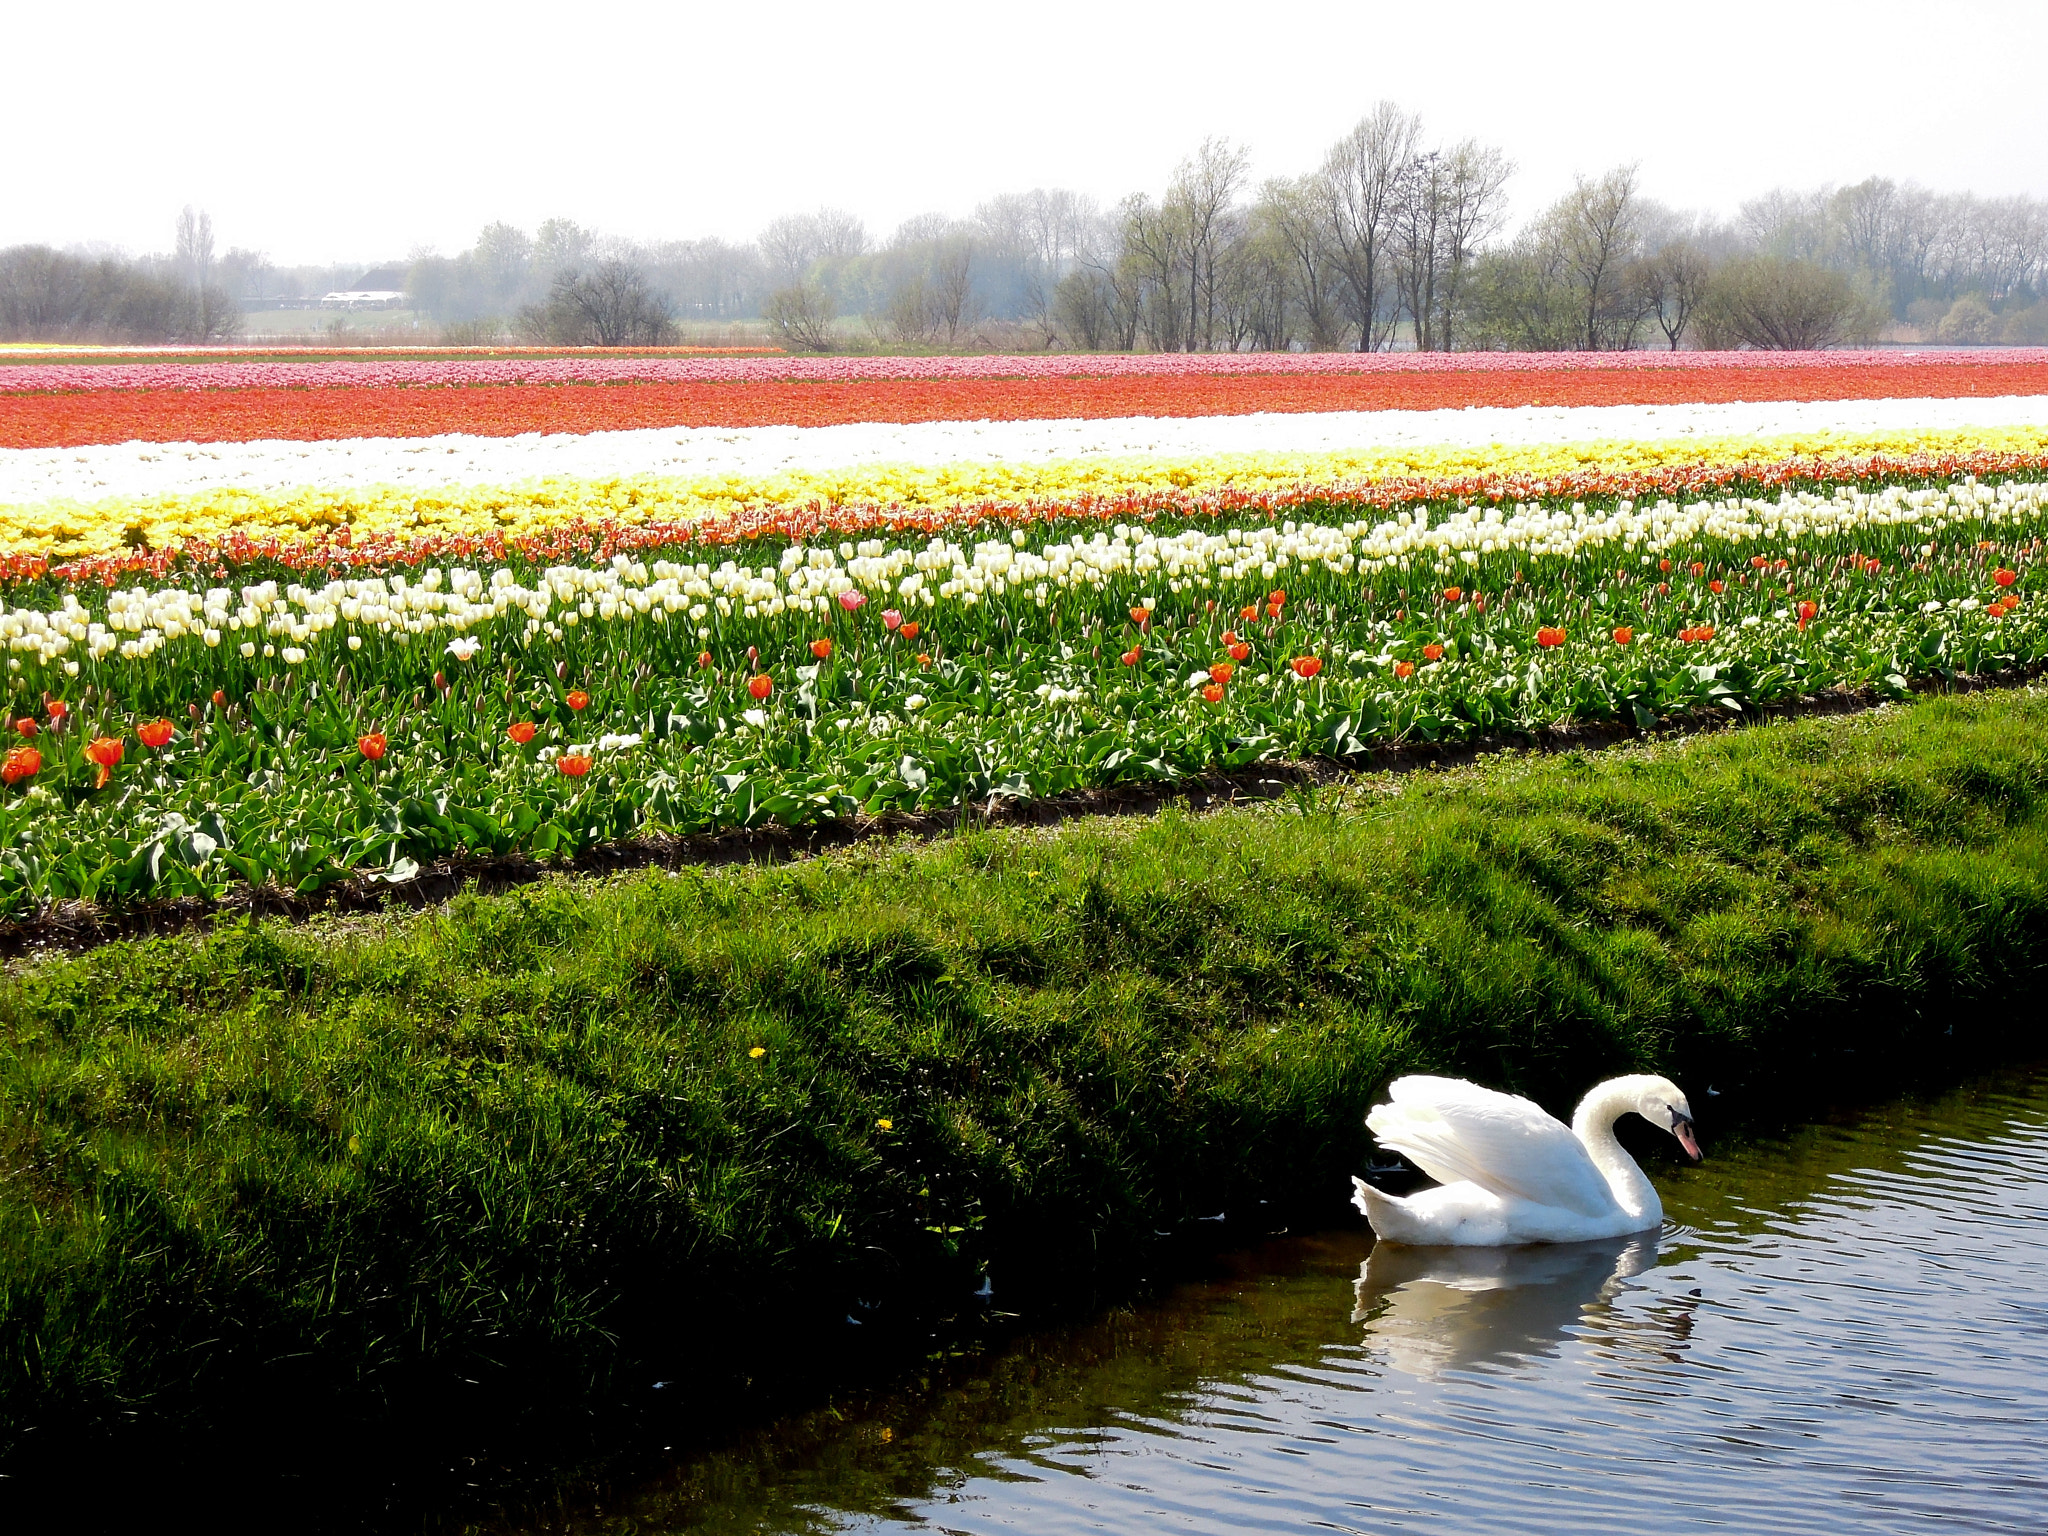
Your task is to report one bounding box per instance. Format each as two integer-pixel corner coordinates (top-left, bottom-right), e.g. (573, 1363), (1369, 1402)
(1, 476), (2041, 679)
(3, 396), (2046, 509)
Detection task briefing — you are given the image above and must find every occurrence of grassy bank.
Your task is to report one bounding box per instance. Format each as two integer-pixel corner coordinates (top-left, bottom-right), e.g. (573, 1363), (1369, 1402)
(7, 689), (2048, 1491)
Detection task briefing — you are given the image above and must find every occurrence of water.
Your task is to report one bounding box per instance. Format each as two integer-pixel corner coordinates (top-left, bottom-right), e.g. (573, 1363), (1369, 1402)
(509, 1069), (2048, 1534)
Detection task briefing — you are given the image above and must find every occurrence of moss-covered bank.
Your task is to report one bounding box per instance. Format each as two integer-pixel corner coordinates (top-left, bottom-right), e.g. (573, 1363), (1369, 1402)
(6, 690), (2048, 1490)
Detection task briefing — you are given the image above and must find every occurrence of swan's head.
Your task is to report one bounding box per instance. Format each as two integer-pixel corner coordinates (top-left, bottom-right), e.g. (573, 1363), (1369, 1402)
(1632, 1076), (1702, 1161)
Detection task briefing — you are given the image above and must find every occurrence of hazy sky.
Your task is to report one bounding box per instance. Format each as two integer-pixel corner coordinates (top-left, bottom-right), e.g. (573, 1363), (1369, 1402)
(11, 0), (2047, 265)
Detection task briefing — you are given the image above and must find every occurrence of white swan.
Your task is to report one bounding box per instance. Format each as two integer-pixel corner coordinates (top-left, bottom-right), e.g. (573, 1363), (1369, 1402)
(1350, 1073), (1702, 1246)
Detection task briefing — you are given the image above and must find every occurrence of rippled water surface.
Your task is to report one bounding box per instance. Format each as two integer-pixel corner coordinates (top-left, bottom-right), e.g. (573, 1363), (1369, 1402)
(531, 1069), (2048, 1534)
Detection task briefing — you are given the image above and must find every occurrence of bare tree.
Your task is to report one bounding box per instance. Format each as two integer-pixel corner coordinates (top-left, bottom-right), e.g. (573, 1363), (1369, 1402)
(1169, 138), (1250, 351)
(1321, 103), (1422, 351)
(760, 208), (868, 287)
(175, 206), (215, 291)
(763, 283), (837, 351)
(1257, 177), (1349, 350)
(519, 259), (677, 346)
(1539, 165), (1648, 350)
(1639, 239), (1714, 349)
(1694, 256), (1880, 349)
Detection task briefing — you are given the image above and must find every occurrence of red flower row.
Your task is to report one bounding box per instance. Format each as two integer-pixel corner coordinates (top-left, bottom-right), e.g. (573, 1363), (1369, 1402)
(7, 361), (2048, 449)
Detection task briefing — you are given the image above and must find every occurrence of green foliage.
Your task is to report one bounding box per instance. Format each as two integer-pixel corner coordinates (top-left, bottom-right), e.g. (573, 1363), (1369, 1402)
(4, 689), (2048, 1458)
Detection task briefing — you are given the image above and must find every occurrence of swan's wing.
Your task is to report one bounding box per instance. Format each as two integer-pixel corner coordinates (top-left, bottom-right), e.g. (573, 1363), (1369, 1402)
(1366, 1075), (1615, 1218)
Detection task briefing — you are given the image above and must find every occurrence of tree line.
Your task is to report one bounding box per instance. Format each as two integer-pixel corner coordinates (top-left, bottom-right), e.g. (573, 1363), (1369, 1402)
(6, 107), (2047, 349)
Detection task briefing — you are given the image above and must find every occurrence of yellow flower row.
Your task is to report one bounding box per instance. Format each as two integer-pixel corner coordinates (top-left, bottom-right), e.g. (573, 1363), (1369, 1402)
(7, 426), (2048, 562)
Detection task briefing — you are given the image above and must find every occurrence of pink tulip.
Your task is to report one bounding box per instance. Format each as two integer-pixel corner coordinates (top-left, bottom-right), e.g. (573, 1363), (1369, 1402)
(838, 590), (867, 612)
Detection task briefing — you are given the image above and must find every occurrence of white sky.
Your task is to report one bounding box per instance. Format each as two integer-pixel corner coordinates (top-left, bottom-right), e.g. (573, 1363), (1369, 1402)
(10, 0), (2047, 267)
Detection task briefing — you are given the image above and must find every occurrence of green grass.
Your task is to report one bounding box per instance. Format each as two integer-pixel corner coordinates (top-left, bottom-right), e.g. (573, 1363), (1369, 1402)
(6, 690), (2048, 1479)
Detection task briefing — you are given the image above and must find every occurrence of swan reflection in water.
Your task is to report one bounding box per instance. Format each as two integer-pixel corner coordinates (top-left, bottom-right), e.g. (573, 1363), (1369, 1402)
(1351, 1230), (1678, 1379)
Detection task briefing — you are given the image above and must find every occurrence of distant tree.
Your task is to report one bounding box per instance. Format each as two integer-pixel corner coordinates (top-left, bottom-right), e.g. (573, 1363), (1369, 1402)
(1321, 103), (1423, 351)
(1638, 239), (1715, 349)
(1935, 293), (1999, 344)
(1693, 256), (1879, 349)
(762, 283), (837, 351)
(1256, 177), (1349, 351)
(175, 206), (215, 291)
(519, 259), (676, 345)
(1542, 165), (1649, 350)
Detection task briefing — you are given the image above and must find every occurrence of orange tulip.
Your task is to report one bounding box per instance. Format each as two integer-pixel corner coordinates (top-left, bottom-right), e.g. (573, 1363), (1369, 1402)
(357, 732), (387, 761)
(13, 718), (36, 737)
(810, 638), (834, 660)
(2, 746), (40, 785)
(1536, 627), (1566, 648)
(506, 721), (537, 745)
(1221, 629), (1238, 645)
(1422, 643), (1444, 661)
(900, 621), (919, 640)
(1228, 642), (1250, 661)
(916, 652), (931, 668)
(1240, 604), (1259, 622)
(557, 753), (594, 777)
(697, 650), (713, 668)
(45, 699), (67, 721)
(1612, 627), (1634, 646)
(1798, 601), (1819, 621)
(1209, 662), (1235, 685)
(211, 689), (227, 708)
(1202, 683), (1225, 703)
(1290, 656), (1323, 679)
(1129, 606), (1152, 627)
(1442, 586), (1462, 604)
(1393, 660), (1415, 679)
(85, 735), (124, 788)
(138, 719), (174, 748)
(749, 674), (773, 700)
(1120, 646), (1143, 666)
(1708, 580), (1725, 594)
(1994, 568), (2019, 587)
(566, 688), (590, 711)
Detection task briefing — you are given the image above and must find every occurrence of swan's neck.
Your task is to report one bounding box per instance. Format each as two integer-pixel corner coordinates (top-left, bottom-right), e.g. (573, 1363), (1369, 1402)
(1571, 1080), (1663, 1225)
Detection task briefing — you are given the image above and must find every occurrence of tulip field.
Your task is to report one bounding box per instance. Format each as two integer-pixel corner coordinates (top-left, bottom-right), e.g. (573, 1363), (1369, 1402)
(3, 347), (2048, 916)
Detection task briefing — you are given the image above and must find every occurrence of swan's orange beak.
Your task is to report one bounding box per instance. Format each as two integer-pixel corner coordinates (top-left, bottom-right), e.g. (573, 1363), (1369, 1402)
(1672, 1114), (1703, 1162)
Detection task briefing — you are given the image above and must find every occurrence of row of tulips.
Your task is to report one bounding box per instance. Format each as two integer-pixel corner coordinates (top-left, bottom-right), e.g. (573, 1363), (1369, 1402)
(0, 467), (2044, 915)
(10, 360), (2048, 450)
(10, 428), (2048, 567)
(7, 348), (2044, 395)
